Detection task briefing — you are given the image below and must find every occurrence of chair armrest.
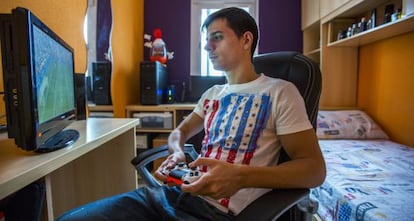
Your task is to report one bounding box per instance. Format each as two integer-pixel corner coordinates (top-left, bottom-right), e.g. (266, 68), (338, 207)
(235, 189), (310, 221)
(131, 145), (317, 221)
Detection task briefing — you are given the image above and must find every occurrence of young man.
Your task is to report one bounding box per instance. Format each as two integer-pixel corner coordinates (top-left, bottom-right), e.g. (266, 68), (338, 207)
(57, 7), (325, 221)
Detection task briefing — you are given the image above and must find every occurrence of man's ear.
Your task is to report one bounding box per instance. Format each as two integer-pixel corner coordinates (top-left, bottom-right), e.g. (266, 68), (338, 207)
(242, 31), (254, 50)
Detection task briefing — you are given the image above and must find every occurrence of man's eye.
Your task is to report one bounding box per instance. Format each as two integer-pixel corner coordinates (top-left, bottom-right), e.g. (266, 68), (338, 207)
(213, 34), (223, 40)
(208, 33), (223, 42)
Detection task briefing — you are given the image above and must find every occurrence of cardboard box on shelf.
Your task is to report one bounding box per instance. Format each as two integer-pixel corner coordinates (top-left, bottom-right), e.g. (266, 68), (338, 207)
(152, 134), (169, 171)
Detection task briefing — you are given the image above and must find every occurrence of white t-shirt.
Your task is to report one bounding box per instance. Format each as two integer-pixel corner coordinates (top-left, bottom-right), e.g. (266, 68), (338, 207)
(192, 74), (312, 215)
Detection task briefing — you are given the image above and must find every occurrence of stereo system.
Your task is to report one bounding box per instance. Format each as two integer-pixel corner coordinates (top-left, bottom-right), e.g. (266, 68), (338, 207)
(74, 74), (87, 120)
(133, 112), (173, 129)
(140, 61), (167, 105)
(92, 61), (112, 105)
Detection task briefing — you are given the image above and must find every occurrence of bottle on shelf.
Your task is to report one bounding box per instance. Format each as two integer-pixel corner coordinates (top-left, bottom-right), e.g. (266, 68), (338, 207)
(383, 4), (394, 24)
(150, 28), (167, 64)
(370, 9), (376, 29)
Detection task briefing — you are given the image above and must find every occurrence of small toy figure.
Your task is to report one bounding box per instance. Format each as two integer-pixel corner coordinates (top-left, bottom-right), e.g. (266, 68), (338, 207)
(144, 28), (174, 64)
(150, 28), (167, 64)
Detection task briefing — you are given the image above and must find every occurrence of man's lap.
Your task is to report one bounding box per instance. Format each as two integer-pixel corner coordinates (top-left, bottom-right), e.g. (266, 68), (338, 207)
(56, 186), (233, 221)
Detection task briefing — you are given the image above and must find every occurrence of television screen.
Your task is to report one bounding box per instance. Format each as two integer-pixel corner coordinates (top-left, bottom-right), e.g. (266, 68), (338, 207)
(33, 24), (75, 124)
(0, 7), (79, 152)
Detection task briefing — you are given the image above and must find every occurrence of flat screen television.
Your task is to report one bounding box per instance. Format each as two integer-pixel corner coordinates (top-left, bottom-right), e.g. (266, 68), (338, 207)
(0, 7), (79, 152)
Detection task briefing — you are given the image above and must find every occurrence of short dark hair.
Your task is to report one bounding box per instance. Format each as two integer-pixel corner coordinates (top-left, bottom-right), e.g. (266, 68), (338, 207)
(202, 7), (259, 59)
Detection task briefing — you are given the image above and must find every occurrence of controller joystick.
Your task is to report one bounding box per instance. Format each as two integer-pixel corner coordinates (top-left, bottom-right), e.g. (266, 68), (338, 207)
(182, 169), (202, 184)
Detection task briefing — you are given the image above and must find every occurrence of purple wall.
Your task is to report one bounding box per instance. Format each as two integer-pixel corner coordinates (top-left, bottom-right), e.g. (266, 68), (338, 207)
(97, 0), (112, 61)
(144, 0), (302, 95)
(258, 1), (302, 53)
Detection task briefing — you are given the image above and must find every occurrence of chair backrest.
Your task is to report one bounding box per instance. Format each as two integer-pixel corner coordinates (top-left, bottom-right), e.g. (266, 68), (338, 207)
(253, 51), (322, 164)
(253, 51), (322, 129)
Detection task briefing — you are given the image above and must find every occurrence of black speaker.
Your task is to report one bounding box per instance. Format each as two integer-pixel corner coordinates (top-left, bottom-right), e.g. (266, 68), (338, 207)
(74, 74), (86, 120)
(140, 61), (167, 105)
(92, 62), (112, 105)
(85, 75), (93, 103)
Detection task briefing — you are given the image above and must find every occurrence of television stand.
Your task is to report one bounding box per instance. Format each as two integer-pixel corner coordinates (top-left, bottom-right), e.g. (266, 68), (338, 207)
(36, 129), (80, 153)
(0, 118), (139, 220)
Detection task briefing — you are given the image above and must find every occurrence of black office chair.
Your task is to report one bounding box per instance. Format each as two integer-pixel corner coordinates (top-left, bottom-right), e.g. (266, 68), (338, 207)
(131, 51), (322, 221)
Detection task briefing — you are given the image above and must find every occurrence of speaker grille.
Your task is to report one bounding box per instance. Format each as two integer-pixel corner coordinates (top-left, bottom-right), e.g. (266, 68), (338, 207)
(92, 62), (112, 105)
(140, 61), (167, 105)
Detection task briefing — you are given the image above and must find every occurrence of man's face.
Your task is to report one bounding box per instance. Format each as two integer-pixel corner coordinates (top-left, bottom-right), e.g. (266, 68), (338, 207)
(204, 18), (247, 72)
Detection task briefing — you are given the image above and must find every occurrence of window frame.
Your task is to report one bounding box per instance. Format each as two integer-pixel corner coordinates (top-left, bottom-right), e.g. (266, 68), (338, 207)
(190, 0), (258, 76)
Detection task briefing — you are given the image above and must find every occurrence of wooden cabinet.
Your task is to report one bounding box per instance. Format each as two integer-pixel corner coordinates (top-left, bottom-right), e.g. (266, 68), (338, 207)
(320, 0), (353, 18)
(302, 0), (320, 29)
(302, 0), (414, 107)
(125, 104), (203, 151)
(88, 105), (114, 118)
(125, 104), (195, 133)
(303, 22), (321, 64)
(326, 1), (413, 46)
(302, 0), (321, 64)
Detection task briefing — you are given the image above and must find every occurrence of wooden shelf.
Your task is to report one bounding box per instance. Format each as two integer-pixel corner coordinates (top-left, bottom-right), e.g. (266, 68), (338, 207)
(321, 0), (391, 23)
(126, 104), (196, 133)
(126, 104), (203, 151)
(136, 129), (173, 133)
(88, 104), (113, 112)
(303, 21), (321, 55)
(304, 48), (321, 56)
(125, 104), (195, 112)
(328, 14), (414, 47)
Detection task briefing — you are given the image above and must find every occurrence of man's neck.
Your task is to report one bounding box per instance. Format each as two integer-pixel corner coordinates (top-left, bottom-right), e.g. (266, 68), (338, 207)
(226, 64), (259, 85)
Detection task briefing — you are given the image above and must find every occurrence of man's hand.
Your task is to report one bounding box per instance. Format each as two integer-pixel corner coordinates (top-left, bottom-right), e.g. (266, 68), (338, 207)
(181, 157), (243, 199)
(154, 151), (186, 183)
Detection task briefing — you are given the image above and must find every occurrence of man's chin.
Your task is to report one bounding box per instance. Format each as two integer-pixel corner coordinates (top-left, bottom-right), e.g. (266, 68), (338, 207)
(212, 64), (224, 71)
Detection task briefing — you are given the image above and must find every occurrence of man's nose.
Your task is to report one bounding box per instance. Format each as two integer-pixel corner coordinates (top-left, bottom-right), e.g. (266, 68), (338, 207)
(204, 42), (211, 52)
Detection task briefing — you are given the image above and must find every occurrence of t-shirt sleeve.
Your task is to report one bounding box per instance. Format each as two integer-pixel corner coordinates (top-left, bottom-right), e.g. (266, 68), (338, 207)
(193, 87), (213, 119)
(274, 82), (313, 135)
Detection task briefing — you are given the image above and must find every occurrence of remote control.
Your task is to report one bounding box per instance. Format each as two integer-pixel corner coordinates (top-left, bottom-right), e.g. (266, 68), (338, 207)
(161, 162), (203, 185)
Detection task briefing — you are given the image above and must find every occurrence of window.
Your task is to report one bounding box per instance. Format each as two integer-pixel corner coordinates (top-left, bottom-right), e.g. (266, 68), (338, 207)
(190, 0), (258, 76)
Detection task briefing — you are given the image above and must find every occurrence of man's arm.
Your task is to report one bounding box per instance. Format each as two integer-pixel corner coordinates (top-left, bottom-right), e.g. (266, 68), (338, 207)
(240, 129), (326, 188)
(168, 112), (204, 154)
(182, 128), (326, 199)
(154, 112), (204, 181)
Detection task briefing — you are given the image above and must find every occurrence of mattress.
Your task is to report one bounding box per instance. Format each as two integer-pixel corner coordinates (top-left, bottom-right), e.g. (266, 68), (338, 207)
(311, 139), (414, 221)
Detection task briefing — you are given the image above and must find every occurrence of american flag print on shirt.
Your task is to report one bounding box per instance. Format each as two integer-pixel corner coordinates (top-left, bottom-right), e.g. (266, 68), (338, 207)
(200, 92), (271, 166)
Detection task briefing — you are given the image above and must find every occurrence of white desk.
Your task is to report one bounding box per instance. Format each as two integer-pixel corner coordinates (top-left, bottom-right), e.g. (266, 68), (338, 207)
(0, 118), (139, 220)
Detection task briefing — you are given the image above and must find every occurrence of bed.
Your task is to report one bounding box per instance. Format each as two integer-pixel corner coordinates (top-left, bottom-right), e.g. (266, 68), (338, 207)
(311, 110), (414, 221)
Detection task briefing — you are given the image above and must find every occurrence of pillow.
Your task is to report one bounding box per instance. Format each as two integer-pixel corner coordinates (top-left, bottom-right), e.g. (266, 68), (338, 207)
(317, 110), (389, 139)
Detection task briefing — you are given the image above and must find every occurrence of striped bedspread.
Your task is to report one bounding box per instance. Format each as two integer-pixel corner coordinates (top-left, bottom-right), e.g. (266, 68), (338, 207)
(311, 139), (414, 221)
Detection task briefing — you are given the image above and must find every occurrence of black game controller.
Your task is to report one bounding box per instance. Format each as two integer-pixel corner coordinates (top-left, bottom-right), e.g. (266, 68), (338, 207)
(161, 162), (203, 185)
